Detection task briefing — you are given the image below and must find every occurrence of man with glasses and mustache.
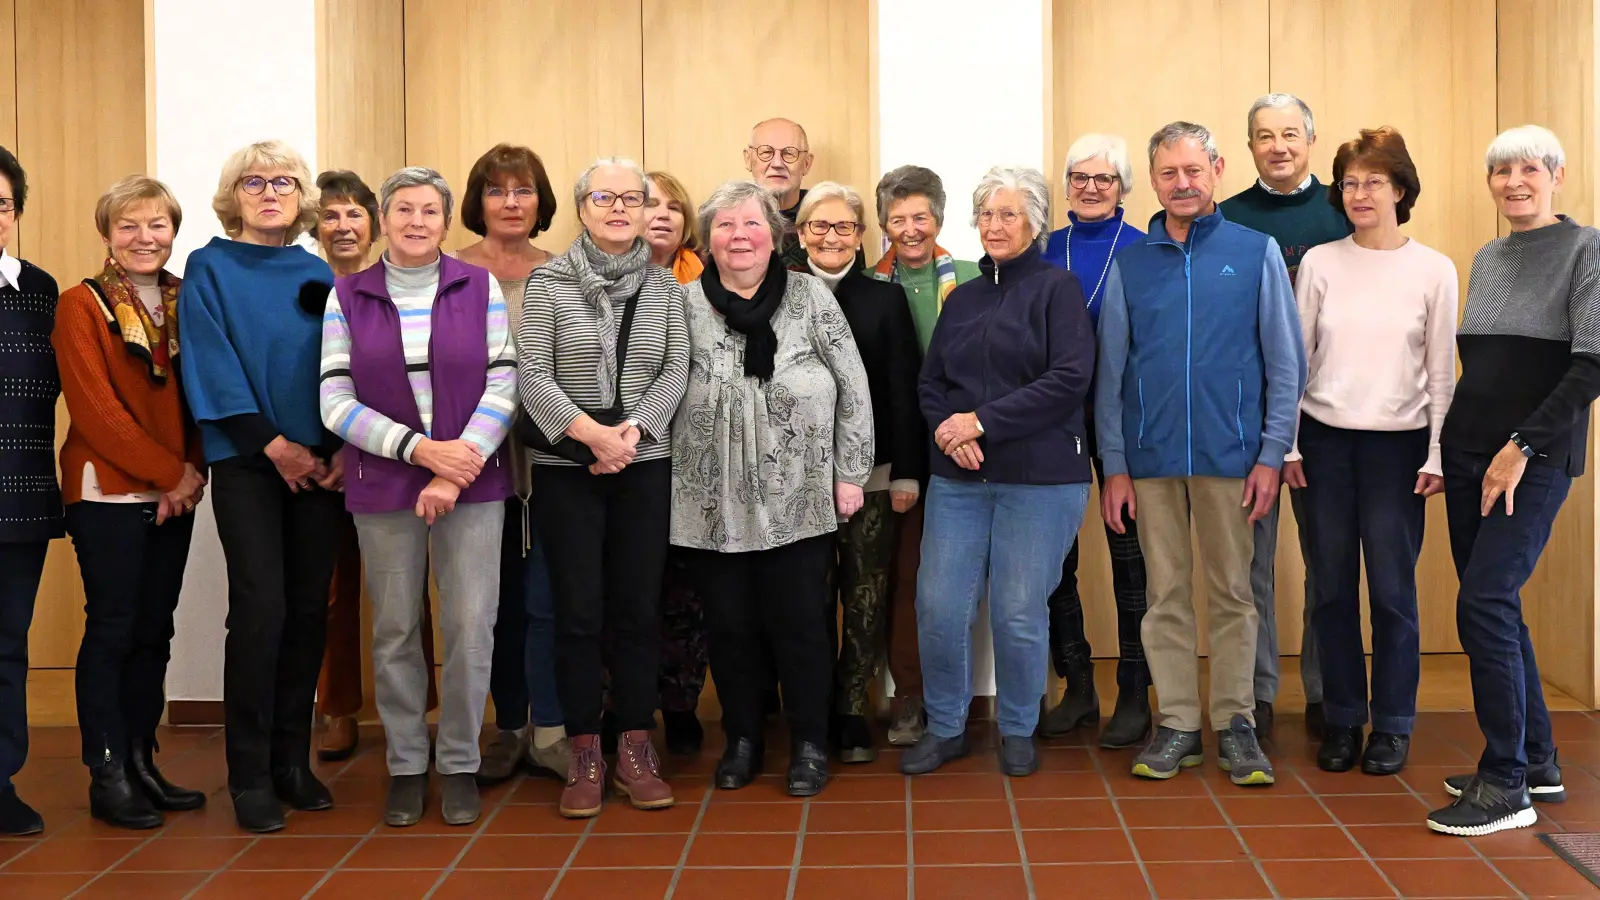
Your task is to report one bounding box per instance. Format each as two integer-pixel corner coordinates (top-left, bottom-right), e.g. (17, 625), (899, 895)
(743, 117), (814, 269)
(1095, 122), (1305, 789)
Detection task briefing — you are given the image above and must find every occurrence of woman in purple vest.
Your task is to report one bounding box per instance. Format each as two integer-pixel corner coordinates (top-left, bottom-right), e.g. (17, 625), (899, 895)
(318, 166), (515, 829)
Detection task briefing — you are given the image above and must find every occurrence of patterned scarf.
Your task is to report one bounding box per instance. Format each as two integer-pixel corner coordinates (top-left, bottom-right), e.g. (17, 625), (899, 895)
(541, 231), (649, 401)
(85, 256), (181, 382)
(870, 243), (959, 309)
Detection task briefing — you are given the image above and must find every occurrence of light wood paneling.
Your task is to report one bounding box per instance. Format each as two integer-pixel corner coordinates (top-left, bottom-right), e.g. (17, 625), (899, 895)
(0, 0), (17, 259)
(15, 0), (147, 668)
(403, 0), (644, 255)
(317, 0), (406, 188)
(641, 0), (875, 249)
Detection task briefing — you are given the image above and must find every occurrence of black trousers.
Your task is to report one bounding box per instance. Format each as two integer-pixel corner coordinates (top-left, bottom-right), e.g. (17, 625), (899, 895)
(491, 496), (530, 731)
(67, 502), (195, 767)
(0, 541), (47, 790)
(532, 459), (670, 736)
(211, 455), (343, 791)
(685, 533), (833, 748)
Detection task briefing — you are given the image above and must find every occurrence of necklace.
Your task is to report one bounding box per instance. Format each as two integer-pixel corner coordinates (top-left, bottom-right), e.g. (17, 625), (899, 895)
(1064, 216), (1124, 304)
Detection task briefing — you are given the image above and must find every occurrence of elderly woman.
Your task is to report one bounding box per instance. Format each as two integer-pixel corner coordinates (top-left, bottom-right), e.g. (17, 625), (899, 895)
(1036, 134), (1151, 748)
(319, 167), (512, 828)
(1428, 126), (1600, 837)
(520, 157), (688, 819)
(903, 166), (1095, 779)
(179, 140), (341, 833)
(645, 170), (705, 283)
(672, 179), (873, 796)
(796, 181), (922, 763)
(454, 145), (567, 785)
(1280, 129), (1457, 777)
(868, 165), (982, 747)
(53, 177), (205, 830)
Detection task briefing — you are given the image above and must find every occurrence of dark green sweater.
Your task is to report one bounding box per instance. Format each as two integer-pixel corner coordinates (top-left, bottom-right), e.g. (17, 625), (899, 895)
(1219, 177), (1352, 285)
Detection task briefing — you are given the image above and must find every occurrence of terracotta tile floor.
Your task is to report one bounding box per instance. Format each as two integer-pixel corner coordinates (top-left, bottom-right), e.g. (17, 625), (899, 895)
(6, 709), (1600, 899)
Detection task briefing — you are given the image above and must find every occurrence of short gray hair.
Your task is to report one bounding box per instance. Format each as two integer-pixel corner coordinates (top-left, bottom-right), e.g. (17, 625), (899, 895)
(1148, 121), (1220, 166)
(1485, 125), (1566, 174)
(1246, 93), (1315, 140)
(380, 166), (453, 225)
(1063, 133), (1134, 198)
(971, 165), (1050, 247)
(573, 156), (649, 212)
(875, 165), (947, 228)
(698, 179), (786, 249)
(795, 181), (864, 226)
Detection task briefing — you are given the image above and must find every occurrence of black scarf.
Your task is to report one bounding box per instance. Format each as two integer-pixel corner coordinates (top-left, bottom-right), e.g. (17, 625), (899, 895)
(701, 252), (787, 381)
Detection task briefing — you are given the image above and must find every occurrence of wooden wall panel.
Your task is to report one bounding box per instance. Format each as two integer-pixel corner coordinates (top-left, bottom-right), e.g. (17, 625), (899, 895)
(317, 0), (406, 194)
(15, 0), (147, 667)
(403, 0), (644, 255)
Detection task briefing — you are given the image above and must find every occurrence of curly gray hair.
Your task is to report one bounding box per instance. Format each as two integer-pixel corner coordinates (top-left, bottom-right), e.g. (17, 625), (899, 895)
(971, 165), (1050, 247)
(698, 179), (786, 249)
(874, 165), (947, 229)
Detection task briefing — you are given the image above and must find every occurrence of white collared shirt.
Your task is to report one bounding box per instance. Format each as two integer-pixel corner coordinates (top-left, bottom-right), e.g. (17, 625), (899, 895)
(0, 249), (21, 291)
(1259, 175), (1313, 197)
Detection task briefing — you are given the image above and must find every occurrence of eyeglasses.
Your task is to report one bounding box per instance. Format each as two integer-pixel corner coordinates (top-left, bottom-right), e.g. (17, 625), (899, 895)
(588, 190), (646, 209)
(240, 175), (300, 196)
(1069, 172), (1119, 191)
(1338, 176), (1393, 194)
(749, 145), (807, 164)
(485, 186), (537, 201)
(0, 198), (16, 214)
(803, 220), (861, 237)
(977, 208), (1023, 226)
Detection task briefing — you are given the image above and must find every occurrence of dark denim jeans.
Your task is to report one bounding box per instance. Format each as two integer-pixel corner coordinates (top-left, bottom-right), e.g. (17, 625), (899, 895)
(1443, 447), (1569, 790)
(1298, 417), (1426, 734)
(0, 541), (47, 789)
(493, 496), (564, 731)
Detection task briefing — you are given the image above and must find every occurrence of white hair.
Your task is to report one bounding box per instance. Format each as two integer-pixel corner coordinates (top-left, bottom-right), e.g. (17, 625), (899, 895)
(1485, 125), (1566, 174)
(795, 181), (864, 225)
(573, 156), (649, 211)
(380, 166), (454, 225)
(1148, 121), (1220, 166)
(1247, 93), (1316, 140)
(1063, 133), (1134, 198)
(698, 179), (786, 249)
(971, 165), (1050, 247)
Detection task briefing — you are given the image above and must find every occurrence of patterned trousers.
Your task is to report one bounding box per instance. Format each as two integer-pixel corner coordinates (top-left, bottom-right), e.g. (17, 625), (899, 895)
(832, 490), (898, 716)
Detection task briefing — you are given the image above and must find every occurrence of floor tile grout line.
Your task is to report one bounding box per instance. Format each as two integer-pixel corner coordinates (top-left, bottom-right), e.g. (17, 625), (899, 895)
(1197, 764), (1282, 900)
(59, 827), (166, 898)
(1001, 771), (1036, 900)
(904, 774), (915, 900)
(1290, 767), (1404, 899)
(1394, 765), (1531, 900)
(176, 834), (262, 899)
(1081, 730), (1156, 899)
(298, 808), (388, 899)
(539, 808), (598, 900)
(419, 768), (522, 899)
(661, 779), (715, 899)
(783, 794), (810, 900)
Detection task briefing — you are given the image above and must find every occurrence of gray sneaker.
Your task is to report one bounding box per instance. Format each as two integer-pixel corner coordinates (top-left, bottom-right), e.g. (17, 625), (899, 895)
(899, 732), (969, 775)
(475, 728), (526, 785)
(525, 736), (571, 780)
(888, 696), (926, 747)
(1217, 714), (1275, 786)
(440, 772), (481, 825)
(1131, 726), (1205, 780)
(999, 735), (1038, 777)
(385, 774), (426, 827)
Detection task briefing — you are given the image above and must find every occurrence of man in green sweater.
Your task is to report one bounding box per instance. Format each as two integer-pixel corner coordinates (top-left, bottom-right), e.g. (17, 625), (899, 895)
(1220, 93), (1352, 742)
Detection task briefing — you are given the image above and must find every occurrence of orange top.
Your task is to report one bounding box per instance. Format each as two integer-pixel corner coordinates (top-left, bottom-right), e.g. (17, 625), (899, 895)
(53, 283), (203, 504)
(672, 246), (704, 285)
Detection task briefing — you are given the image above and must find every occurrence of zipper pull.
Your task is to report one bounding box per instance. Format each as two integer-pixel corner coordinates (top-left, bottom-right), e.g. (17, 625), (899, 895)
(358, 457), (363, 480)
(1076, 436), (1082, 455)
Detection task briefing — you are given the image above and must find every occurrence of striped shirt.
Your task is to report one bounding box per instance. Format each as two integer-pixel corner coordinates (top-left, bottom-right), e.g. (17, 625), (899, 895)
(517, 263), (689, 466)
(319, 255), (516, 462)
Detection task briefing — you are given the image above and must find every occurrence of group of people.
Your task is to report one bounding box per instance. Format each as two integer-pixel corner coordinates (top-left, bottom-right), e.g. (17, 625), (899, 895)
(0, 92), (1593, 844)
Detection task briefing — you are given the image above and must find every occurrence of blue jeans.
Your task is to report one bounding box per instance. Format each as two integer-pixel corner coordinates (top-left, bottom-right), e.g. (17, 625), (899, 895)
(521, 513), (563, 729)
(1299, 417), (1426, 734)
(916, 476), (1089, 739)
(0, 542), (46, 789)
(1444, 447), (1568, 790)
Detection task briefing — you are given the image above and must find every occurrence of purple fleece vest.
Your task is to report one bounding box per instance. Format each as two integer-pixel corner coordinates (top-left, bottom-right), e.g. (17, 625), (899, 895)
(338, 255), (511, 514)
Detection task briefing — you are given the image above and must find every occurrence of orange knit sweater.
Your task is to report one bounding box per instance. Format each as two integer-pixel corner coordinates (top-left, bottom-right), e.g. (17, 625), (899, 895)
(52, 283), (203, 505)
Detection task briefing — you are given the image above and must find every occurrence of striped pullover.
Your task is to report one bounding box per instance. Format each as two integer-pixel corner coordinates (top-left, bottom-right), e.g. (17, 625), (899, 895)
(517, 262), (689, 466)
(319, 255), (516, 462)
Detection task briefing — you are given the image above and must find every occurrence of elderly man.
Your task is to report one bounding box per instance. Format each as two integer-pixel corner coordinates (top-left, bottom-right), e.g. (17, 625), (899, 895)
(1220, 94), (1352, 740)
(743, 117), (814, 268)
(1096, 122), (1305, 787)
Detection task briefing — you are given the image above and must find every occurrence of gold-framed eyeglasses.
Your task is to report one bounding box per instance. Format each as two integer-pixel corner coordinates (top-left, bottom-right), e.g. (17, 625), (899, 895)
(485, 186), (537, 201)
(803, 220), (861, 237)
(240, 175), (300, 196)
(749, 145), (806, 164)
(1069, 172), (1119, 190)
(589, 190), (646, 208)
(1338, 177), (1392, 194)
(977, 208), (1022, 226)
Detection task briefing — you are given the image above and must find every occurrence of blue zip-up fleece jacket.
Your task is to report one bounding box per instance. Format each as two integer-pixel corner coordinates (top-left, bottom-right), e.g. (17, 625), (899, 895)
(919, 243), (1096, 485)
(1095, 208), (1305, 480)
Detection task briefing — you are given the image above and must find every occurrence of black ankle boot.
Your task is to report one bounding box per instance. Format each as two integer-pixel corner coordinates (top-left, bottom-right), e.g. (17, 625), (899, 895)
(231, 787), (285, 833)
(1099, 686), (1152, 749)
(129, 737), (206, 811)
(663, 711), (704, 756)
(272, 766), (332, 811)
(1039, 667), (1098, 738)
(90, 760), (162, 830)
(1318, 725), (1362, 773)
(715, 737), (763, 790)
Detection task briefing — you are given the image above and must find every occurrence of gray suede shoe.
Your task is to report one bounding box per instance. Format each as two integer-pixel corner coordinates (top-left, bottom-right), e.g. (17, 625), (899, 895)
(1000, 735), (1038, 777)
(899, 733), (969, 775)
(385, 774), (426, 828)
(440, 773), (481, 826)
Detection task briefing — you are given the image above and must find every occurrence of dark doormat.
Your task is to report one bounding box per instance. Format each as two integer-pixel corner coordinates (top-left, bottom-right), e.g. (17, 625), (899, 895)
(1538, 832), (1600, 889)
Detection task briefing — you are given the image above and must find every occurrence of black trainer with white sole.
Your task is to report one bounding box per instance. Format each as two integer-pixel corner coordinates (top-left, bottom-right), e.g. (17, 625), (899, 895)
(1443, 751), (1565, 803)
(1427, 777), (1536, 837)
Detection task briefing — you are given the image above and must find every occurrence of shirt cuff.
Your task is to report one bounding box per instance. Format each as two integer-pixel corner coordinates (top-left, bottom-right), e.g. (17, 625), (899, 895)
(888, 478), (920, 498)
(1421, 445), (1443, 477)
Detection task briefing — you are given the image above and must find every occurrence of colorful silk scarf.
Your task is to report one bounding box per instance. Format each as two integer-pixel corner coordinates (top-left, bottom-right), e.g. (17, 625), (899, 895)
(870, 243), (959, 309)
(84, 256), (180, 382)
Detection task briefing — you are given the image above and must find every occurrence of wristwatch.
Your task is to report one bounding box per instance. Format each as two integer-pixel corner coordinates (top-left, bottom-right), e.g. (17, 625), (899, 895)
(625, 417), (641, 434)
(1510, 432), (1536, 459)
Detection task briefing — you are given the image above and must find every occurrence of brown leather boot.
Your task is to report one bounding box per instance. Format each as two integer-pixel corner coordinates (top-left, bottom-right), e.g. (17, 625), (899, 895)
(317, 716), (358, 762)
(559, 734), (605, 818)
(615, 730), (675, 810)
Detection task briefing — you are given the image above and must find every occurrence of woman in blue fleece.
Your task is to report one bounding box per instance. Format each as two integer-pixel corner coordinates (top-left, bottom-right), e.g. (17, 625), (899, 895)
(178, 140), (341, 834)
(901, 166), (1096, 779)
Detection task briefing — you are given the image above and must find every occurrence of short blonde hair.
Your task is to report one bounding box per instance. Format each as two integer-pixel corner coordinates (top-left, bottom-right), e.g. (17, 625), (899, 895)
(95, 175), (183, 240)
(211, 140), (319, 242)
(795, 181), (865, 227)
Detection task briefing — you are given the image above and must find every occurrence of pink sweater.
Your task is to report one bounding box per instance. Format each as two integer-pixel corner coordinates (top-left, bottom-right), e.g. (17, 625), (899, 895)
(1287, 236), (1458, 475)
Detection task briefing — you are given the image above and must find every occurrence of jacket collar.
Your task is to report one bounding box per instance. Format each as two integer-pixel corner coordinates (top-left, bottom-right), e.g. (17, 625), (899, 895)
(348, 252), (472, 300)
(977, 242), (1048, 284)
(1144, 205), (1227, 249)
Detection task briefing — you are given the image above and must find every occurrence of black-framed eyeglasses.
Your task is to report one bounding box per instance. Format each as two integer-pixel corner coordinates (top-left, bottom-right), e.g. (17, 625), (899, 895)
(0, 198), (16, 214)
(749, 145), (806, 164)
(588, 190), (646, 209)
(485, 186), (537, 201)
(803, 220), (861, 237)
(1338, 176), (1393, 194)
(240, 175), (300, 196)
(1068, 172), (1119, 191)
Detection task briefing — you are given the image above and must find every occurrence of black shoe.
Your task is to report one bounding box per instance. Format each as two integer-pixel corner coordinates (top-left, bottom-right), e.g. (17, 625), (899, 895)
(1427, 777), (1536, 836)
(1253, 701), (1274, 741)
(837, 715), (877, 764)
(663, 711), (704, 756)
(230, 787), (285, 833)
(272, 766), (333, 811)
(1361, 732), (1410, 775)
(1445, 750), (1565, 803)
(1000, 735), (1038, 777)
(1304, 702), (1325, 738)
(385, 773), (427, 827)
(900, 732), (970, 775)
(129, 737), (206, 811)
(89, 761), (162, 830)
(715, 737), (764, 790)
(0, 786), (42, 835)
(1038, 668), (1098, 738)
(1099, 687), (1153, 749)
(1318, 726), (1362, 773)
(786, 742), (829, 797)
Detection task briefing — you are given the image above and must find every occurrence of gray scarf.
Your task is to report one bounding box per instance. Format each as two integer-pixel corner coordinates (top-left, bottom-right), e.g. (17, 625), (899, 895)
(542, 231), (649, 401)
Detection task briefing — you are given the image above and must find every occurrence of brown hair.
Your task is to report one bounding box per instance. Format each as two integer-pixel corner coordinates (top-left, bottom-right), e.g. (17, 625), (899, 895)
(1328, 127), (1421, 225)
(95, 175), (183, 240)
(460, 144), (556, 238)
(315, 170), (379, 224)
(646, 170), (701, 253)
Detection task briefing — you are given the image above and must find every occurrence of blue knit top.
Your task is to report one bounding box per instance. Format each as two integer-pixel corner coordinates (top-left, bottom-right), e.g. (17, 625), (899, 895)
(1042, 208), (1145, 323)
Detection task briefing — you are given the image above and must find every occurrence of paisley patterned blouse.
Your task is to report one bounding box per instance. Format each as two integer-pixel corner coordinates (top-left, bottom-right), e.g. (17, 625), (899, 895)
(670, 271), (874, 553)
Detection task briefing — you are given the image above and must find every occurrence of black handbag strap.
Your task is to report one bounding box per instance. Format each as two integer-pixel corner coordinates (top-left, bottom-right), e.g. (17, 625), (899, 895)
(609, 289), (642, 408)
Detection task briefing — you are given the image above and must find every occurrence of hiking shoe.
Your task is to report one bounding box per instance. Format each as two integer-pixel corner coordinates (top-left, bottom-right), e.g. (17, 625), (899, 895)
(475, 728), (526, 786)
(1360, 732), (1410, 776)
(900, 732), (969, 775)
(1217, 714), (1275, 786)
(1445, 751), (1565, 803)
(1000, 735), (1038, 777)
(384, 774), (426, 827)
(1427, 777), (1536, 836)
(559, 734), (605, 818)
(615, 730), (675, 810)
(888, 696), (926, 747)
(1131, 727), (1204, 780)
